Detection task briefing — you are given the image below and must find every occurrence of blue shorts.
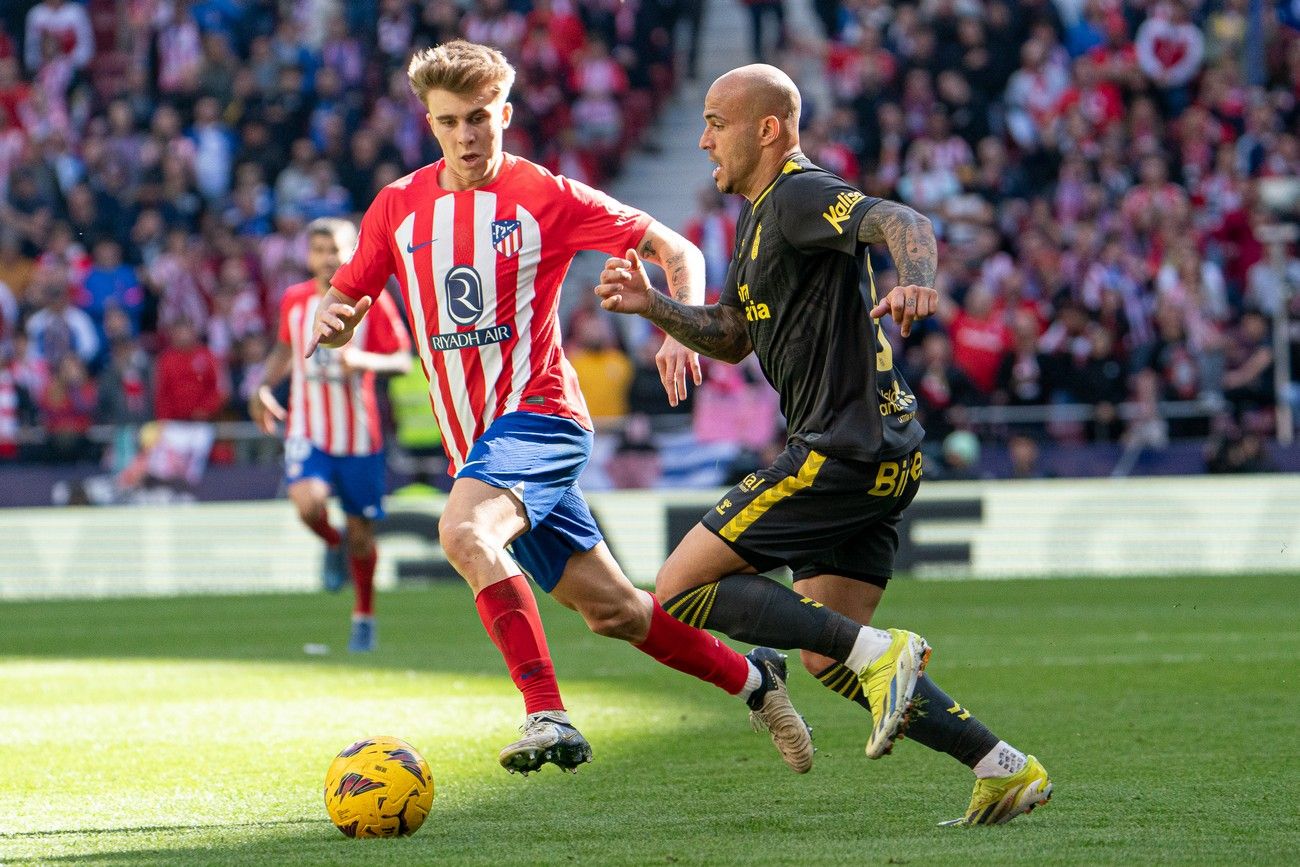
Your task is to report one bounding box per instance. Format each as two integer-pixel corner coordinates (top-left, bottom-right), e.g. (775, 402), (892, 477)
(456, 412), (602, 593)
(285, 438), (386, 520)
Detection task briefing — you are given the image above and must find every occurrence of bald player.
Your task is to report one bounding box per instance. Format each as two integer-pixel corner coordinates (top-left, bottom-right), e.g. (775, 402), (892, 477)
(597, 64), (1053, 826)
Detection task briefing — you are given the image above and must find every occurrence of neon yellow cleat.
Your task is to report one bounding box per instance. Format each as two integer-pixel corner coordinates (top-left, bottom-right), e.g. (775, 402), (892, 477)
(859, 628), (931, 759)
(940, 755), (1053, 826)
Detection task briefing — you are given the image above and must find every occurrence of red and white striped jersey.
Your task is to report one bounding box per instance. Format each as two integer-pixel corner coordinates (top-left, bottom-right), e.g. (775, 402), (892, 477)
(332, 154), (652, 473)
(278, 280), (410, 456)
(0, 367), (17, 460)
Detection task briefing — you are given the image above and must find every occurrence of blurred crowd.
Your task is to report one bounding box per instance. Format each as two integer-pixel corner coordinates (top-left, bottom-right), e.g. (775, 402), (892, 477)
(1, 0), (1298, 488)
(799, 0), (1300, 476)
(611, 0), (1300, 483)
(0, 0), (683, 474)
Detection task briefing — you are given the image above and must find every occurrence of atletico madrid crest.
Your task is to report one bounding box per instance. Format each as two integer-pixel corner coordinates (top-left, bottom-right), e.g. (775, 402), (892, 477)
(492, 219), (523, 258)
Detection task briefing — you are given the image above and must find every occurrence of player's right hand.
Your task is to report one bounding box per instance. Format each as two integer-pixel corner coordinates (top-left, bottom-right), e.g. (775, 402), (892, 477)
(870, 284), (939, 338)
(251, 385), (286, 435)
(307, 295), (372, 356)
(596, 249), (653, 314)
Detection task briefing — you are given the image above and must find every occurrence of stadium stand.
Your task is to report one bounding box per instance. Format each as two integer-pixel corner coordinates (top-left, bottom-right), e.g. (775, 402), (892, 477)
(0, 0), (682, 484)
(0, 0), (1297, 496)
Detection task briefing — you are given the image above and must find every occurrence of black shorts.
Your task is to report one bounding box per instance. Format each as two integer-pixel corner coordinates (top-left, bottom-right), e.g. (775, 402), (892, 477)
(701, 442), (922, 587)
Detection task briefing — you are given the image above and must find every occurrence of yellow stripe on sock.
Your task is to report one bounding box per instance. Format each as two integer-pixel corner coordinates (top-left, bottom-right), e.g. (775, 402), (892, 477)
(720, 451), (826, 542)
(833, 671), (859, 696)
(666, 587), (707, 625)
(683, 594), (707, 629)
(672, 584), (719, 629)
(696, 584), (718, 629)
(818, 665), (855, 695)
(679, 591), (708, 628)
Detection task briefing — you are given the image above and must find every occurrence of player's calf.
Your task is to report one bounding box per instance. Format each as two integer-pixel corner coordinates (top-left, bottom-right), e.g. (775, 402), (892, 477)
(661, 573), (927, 757)
(627, 594), (814, 772)
(572, 591), (651, 642)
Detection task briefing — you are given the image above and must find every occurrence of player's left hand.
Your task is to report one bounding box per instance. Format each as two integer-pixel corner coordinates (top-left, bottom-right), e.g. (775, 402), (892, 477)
(870, 284), (939, 338)
(596, 250), (654, 315)
(657, 335), (702, 407)
(307, 295), (372, 356)
(251, 385), (286, 435)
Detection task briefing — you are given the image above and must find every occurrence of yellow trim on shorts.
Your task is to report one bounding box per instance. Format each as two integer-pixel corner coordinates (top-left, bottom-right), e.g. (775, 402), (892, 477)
(719, 450), (826, 543)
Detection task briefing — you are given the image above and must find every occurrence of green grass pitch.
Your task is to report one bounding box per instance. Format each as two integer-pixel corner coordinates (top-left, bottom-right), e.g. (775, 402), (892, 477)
(2, 574), (1297, 865)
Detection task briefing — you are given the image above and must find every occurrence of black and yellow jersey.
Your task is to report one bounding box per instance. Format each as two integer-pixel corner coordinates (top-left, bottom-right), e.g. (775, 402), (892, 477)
(719, 153), (924, 463)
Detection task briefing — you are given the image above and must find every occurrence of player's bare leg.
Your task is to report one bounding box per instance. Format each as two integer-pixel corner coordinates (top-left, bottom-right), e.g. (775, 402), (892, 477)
(288, 478), (345, 591)
(439, 478), (576, 774)
(796, 573), (1051, 825)
(550, 543), (813, 773)
(657, 525), (930, 758)
(344, 515), (377, 652)
(549, 542), (653, 642)
(437, 477), (530, 594)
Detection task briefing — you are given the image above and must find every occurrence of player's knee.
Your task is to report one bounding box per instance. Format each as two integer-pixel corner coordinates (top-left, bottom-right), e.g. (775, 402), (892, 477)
(437, 517), (488, 569)
(346, 527), (374, 558)
(296, 502), (326, 527)
(652, 566), (686, 605)
(800, 649), (836, 676)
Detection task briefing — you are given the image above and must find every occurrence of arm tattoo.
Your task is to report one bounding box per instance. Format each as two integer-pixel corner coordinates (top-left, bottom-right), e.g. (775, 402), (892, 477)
(639, 226), (704, 304)
(662, 250), (692, 302)
(644, 292), (752, 363)
(857, 200), (938, 288)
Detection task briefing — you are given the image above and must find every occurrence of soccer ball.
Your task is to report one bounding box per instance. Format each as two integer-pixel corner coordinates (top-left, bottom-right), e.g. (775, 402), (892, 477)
(324, 736), (435, 838)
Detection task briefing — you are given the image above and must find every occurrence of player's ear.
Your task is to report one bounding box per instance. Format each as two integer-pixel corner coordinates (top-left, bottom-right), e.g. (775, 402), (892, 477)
(758, 116), (780, 146)
(425, 112), (435, 135)
(501, 101), (513, 129)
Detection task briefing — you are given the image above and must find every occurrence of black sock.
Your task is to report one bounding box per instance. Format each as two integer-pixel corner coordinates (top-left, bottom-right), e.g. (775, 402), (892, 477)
(663, 574), (862, 662)
(813, 660), (869, 707)
(907, 676), (1001, 767)
(814, 663), (1000, 768)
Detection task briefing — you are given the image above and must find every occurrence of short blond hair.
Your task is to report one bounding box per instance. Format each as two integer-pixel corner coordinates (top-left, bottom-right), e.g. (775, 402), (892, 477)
(407, 40), (516, 104)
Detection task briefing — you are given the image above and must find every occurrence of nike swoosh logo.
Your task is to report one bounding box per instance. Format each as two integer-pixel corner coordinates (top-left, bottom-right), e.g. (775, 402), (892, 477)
(406, 238), (436, 253)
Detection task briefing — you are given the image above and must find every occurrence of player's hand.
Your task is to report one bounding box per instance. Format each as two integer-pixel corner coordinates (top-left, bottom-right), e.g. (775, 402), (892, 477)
(307, 295), (372, 356)
(870, 284), (938, 338)
(596, 249), (654, 315)
(656, 335), (702, 407)
(251, 385), (286, 435)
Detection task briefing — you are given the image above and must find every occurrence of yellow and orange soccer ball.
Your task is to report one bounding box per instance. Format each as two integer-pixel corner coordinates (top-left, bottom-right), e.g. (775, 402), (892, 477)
(324, 736), (434, 838)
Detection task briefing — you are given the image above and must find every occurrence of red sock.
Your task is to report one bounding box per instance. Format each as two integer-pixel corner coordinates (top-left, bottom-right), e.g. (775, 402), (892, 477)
(304, 512), (341, 546)
(350, 549), (376, 616)
(474, 575), (564, 714)
(635, 596), (749, 695)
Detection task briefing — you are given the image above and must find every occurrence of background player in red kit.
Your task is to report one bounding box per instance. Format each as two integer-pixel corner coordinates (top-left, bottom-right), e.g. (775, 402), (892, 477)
(251, 218), (412, 652)
(308, 40), (812, 776)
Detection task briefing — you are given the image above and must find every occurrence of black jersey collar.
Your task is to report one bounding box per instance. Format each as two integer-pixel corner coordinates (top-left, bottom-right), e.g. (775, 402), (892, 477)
(752, 153), (809, 209)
